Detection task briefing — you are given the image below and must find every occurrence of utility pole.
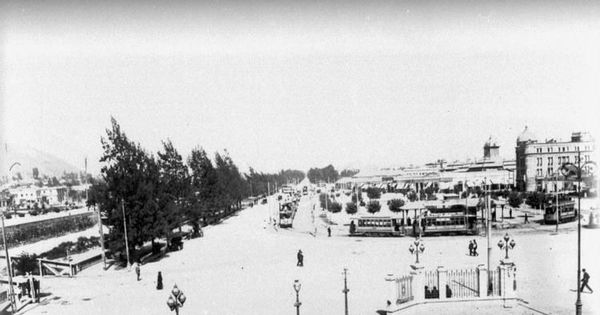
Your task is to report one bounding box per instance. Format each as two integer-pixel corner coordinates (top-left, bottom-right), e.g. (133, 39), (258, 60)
(121, 199), (131, 269)
(485, 176), (492, 295)
(342, 268), (349, 315)
(1, 214), (16, 314)
(555, 173), (559, 233)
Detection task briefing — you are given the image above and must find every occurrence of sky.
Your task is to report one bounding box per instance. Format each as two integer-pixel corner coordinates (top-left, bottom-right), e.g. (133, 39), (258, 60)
(1, 0), (599, 175)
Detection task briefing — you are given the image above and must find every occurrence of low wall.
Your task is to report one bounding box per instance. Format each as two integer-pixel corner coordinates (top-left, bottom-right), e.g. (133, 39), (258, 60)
(3, 212), (97, 248)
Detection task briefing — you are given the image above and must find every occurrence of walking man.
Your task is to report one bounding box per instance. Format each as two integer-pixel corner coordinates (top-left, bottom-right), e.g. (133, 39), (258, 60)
(468, 240), (474, 256)
(524, 212), (529, 224)
(297, 250), (304, 267)
(135, 262), (141, 281)
(473, 239), (478, 256)
(581, 269), (593, 293)
(327, 226), (331, 237)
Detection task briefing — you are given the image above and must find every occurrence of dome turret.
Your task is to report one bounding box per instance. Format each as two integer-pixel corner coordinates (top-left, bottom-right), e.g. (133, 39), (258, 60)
(517, 126), (537, 143)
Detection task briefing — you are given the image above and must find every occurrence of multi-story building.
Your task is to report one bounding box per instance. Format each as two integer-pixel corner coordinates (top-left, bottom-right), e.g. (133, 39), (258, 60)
(515, 127), (595, 192)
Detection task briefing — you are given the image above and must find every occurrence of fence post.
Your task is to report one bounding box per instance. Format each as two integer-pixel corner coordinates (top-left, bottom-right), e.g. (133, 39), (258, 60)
(437, 266), (447, 300)
(500, 260), (516, 300)
(410, 264), (425, 302)
(477, 264), (488, 297)
(384, 274), (398, 304)
(38, 259), (43, 277)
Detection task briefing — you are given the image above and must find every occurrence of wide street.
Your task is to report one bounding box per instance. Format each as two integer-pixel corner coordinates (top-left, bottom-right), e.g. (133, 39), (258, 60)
(20, 195), (600, 315)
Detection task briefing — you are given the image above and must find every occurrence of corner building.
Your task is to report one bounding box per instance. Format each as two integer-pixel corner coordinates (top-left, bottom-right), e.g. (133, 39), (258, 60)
(515, 127), (595, 192)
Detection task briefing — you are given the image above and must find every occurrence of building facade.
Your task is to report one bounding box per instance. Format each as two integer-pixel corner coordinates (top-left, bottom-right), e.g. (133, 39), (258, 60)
(515, 127), (595, 192)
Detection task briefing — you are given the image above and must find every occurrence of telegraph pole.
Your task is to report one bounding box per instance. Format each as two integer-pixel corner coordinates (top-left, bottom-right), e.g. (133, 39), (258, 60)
(121, 199), (131, 269)
(485, 176), (492, 295)
(342, 268), (349, 315)
(1, 214), (16, 314)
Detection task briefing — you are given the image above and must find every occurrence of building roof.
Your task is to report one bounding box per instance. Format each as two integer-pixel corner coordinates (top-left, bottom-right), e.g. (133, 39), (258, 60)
(517, 126), (537, 143)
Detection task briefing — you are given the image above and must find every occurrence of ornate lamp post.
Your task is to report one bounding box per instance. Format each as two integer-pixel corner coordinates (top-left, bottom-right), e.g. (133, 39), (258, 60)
(408, 238), (425, 264)
(166, 284), (186, 315)
(560, 150), (595, 315)
(293, 279), (302, 315)
(497, 233), (516, 260)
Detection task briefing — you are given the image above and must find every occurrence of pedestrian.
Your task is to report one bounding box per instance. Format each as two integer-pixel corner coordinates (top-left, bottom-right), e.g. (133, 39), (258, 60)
(327, 226), (331, 237)
(510, 207), (513, 219)
(156, 271), (163, 290)
(524, 212), (529, 224)
(297, 250), (304, 267)
(473, 240), (479, 256)
(468, 240), (474, 256)
(580, 269), (593, 293)
(135, 262), (141, 281)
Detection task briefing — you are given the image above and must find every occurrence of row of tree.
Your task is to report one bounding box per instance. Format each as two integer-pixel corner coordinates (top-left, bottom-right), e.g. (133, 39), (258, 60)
(244, 169), (305, 197)
(89, 118), (286, 263)
(307, 165), (339, 183)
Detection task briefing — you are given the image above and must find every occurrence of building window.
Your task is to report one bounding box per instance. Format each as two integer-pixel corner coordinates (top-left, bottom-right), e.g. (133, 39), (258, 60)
(548, 157), (553, 165)
(537, 168), (543, 177)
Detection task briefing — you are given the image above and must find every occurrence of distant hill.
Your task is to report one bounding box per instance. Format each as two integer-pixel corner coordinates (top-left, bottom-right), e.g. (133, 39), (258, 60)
(2, 143), (81, 178)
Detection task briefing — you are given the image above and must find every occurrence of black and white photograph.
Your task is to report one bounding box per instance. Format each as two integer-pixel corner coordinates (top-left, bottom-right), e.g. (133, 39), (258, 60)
(0, 1), (599, 314)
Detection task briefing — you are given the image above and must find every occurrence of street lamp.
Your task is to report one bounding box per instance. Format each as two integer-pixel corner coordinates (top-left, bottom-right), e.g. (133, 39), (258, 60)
(408, 238), (425, 264)
(560, 151), (595, 315)
(166, 284), (186, 315)
(497, 233), (516, 260)
(293, 279), (302, 315)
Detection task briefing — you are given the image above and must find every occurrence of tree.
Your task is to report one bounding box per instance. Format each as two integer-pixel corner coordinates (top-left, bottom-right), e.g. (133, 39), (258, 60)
(367, 200), (381, 214)
(329, 202), (342, 213)
(157, 140), (190, 240)
(507, 192), (523, 208)
(366, 187), (381, 199)
(188, 147), (219, 228)
(340, 169), (360, 178)
(15, 252), (38, 275)
(97, 117), (163, 262)
(49, 177), (60, 187)
(351, 193), (363, 204)
(307, 164), (339, 184)
(319, 193), (332, 210)
(345, 202), (357, 215)
(525, 192), (547, 209)
(388, 199), (405, 213)
(32, 167), (39, 179)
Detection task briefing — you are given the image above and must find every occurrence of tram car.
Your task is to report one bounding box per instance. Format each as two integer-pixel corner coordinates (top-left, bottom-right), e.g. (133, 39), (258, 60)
(420, 202), (478, 236)
(349, 216), (405, 237)
(544, 196), (576, 224)
(279, 202), (297, 228)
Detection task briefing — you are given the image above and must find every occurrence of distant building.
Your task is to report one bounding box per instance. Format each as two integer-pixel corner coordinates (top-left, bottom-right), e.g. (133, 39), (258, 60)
(515, 127), (595, 192)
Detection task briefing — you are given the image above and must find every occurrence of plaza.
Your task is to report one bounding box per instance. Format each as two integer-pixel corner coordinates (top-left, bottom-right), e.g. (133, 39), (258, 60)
(15, 195), (600, 315)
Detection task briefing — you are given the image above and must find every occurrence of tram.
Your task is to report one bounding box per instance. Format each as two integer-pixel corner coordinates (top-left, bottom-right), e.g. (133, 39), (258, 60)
(279, 202), (297, 228)
(420, 202), (478, 236)
(544, 196), (576, 224)
(349, 216), (404, 237)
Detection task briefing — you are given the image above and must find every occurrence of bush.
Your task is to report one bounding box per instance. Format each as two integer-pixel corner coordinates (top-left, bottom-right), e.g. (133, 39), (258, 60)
(329, 202), (342, 213)
(345, 202), (357, 215)
(508, 191), (523, 208)
(351, 193), (363, 204)
(366, 187), (381, 199)
(360, 200), (365, 207)
(388, 199), (405, 212)
(367, 200), (381, 214)
(29, 210), (39, 216)
(15, 252), (39, 275)
(335, 193), (340, 197)
(525, 192), (547, 209)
